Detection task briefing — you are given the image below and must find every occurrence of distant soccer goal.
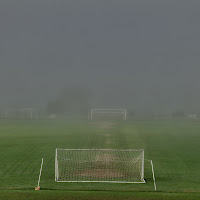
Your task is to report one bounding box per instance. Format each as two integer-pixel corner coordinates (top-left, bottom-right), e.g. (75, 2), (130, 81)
(5, 108), (33, 119)
(90, 109), (127, 120)
(55, 149), (145, 183)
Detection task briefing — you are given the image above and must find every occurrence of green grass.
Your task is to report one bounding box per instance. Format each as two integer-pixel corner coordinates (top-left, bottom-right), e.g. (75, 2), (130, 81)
(0, 119), (200, 199)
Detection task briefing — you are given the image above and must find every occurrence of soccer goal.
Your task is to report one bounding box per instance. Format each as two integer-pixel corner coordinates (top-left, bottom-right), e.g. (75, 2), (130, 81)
(90, 109), (127, 120)
(5, 108), (33, 119)
(55, 149), (145, 183)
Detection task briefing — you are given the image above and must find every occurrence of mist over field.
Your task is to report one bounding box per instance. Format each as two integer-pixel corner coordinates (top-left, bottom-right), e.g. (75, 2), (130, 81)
(0, 0), (200, 114)
(1, 2), (200, 200)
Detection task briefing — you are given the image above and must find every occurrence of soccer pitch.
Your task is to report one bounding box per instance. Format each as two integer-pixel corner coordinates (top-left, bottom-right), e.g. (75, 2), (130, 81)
(0, 119), (200, 200)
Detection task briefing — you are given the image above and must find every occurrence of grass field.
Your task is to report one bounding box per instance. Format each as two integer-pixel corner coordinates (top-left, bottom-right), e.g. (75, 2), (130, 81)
(0, 119), (200, 199)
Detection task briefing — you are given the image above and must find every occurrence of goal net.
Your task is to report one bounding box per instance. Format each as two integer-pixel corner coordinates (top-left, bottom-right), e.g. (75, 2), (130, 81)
(55, 149), (145, 183)
(5, 108), (33, 119)
(90, 109), (127, 120)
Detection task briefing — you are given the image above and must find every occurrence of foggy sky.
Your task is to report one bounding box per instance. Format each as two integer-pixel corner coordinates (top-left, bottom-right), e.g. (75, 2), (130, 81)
(1, 0), (200, 113)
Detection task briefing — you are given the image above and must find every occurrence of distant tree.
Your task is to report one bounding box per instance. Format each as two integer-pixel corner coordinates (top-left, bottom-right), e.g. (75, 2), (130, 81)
(128, 109), (135, 118)
(47, 100), (61, 115)
(47, 86), (91, 115)
(172, 110), (185, 118)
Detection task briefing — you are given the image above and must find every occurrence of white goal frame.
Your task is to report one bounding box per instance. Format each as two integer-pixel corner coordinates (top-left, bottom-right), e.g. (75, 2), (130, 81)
(90, 109), (127, 120)
(5, 108), (33, 119)
(55, 148), (145, 183)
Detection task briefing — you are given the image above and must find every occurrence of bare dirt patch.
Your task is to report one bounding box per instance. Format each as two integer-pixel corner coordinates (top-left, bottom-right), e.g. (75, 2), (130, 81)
(100, 122), (116, 129)
(106, 139), (113, 145)
(91, 122), (116, 129)
(95, 153), (115, 163)
(79, 169), (124, 178)
(104, 133), (111, 137)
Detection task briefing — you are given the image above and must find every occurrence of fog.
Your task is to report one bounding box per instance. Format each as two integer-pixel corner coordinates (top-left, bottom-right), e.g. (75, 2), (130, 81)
(1, 0), (200, 114)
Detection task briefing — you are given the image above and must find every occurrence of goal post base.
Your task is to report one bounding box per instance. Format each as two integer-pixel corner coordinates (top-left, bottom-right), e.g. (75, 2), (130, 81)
(56, 180), (146, 183)
(35, 186), (40, 190)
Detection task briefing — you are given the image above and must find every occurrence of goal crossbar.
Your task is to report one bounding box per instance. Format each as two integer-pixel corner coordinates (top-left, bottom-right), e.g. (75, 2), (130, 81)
(56, 148), (144, 151)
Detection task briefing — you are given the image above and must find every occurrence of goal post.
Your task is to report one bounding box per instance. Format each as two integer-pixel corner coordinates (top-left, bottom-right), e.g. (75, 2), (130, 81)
(90, 109), (127, 120)
(55, 149), (145, 183)
(5, 108), (33, 119)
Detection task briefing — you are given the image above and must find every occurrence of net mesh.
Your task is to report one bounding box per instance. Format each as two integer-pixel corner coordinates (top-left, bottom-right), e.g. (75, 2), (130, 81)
(55, 149), (145, 183)
(91, 109), (126, 121)
(6, 109), (32, 119)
